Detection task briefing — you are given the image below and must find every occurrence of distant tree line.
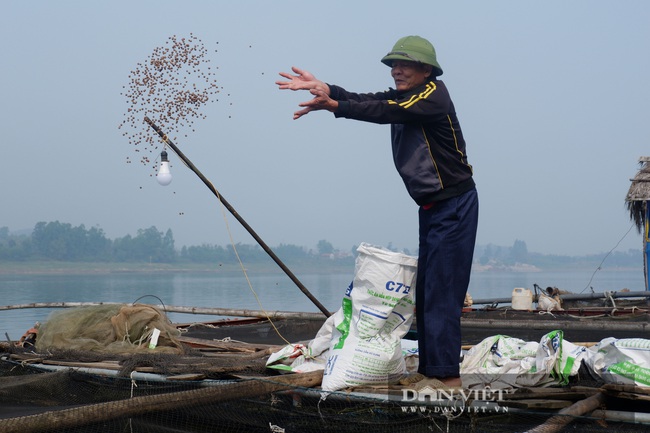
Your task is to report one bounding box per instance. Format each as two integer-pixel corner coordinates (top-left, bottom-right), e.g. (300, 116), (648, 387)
(0, 222), (643, 269)
(475, 239), (643, 269)
(0, 222), (177, 263)
(0, 222), (352, 265)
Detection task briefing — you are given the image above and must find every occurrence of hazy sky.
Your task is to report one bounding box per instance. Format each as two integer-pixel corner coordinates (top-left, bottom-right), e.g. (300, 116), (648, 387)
(2, 1), (649, 256)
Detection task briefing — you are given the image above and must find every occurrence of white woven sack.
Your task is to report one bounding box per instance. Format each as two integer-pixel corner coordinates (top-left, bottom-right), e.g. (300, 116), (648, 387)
(321, 243), (417, 391)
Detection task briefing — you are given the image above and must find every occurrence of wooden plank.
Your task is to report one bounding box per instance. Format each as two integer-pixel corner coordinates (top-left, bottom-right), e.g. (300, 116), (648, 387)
(604, 391), (650, 402)
(504, 399), (573, 409)
(41, 360), (122, 370)
(461, 318), (650, 333)
(502, 386), (599, 401)
(512, 387), (578, 394)
(504, 391), (590, 401)
(166, 373), (207, 381)
(570, 386), (606, 395)
(9, 354), (45, 363)
(178, 335), (278, 352)
(602, 383), (650, 395)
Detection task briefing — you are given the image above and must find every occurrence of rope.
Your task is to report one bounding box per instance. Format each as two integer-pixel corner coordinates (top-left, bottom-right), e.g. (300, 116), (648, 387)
(129, 371), (138, 399)
(538, 310), (557, 318)
(269, 423), (286, 433)
(211, 179), (292, 346)
(580, 223), (634, 294)
(566, 313), (607, 319)
(604, 291), (617, 310)
(159, 135), (293, 346)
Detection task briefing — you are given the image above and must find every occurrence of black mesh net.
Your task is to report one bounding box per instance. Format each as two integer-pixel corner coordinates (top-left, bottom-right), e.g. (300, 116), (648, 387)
(2, 357), (648, 433)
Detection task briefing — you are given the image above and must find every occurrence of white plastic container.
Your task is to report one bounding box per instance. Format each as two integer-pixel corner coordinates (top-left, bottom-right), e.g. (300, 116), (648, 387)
(511, 288), (533, 310)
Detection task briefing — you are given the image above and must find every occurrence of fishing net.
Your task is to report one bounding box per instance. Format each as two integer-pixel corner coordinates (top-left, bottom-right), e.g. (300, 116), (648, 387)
(3, 302), (648, 432)
(1, 356), (649, 433)
(35, 304), (183, 354)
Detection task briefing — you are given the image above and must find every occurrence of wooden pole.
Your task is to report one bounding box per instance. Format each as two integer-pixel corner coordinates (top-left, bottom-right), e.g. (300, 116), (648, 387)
(643, 200), (650, 291)
(523, 392), (606, 433)
(143, 116), (331, 318)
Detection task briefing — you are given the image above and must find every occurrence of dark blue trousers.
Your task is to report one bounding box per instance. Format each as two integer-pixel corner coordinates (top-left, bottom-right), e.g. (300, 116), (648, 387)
(416, 188), (478, 378)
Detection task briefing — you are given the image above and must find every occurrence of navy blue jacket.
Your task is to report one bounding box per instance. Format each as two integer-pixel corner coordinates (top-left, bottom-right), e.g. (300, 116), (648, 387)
(330, 80), (474, 206)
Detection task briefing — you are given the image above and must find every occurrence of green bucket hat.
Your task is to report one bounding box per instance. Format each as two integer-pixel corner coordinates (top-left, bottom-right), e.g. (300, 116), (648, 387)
(381, 35), (443, 76)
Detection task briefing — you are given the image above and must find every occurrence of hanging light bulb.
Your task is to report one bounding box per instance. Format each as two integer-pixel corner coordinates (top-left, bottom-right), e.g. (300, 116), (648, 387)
(157, 150), (173, 186)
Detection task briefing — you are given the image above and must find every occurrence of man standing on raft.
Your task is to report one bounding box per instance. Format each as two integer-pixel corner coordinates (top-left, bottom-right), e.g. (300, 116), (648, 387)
(277, 35), (478, 390)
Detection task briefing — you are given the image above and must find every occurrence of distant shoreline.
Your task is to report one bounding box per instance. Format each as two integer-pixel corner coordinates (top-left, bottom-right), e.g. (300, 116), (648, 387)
(0, 260), (641, 276)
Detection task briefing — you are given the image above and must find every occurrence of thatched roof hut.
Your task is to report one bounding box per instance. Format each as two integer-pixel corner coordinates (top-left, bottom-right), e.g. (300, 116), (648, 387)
(626, 156), (650, 290)
(626, 156), (650, 233)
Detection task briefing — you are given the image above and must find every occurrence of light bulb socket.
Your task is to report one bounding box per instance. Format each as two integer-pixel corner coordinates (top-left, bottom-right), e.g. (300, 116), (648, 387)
(160, 150), (169, 162)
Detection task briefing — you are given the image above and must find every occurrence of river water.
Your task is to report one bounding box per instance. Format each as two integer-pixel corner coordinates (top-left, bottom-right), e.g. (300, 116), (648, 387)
(1, 267), (645, 340)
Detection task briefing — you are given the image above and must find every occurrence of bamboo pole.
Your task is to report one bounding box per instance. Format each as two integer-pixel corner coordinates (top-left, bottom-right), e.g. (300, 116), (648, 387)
(0, 370), (323, 433)
(144, 116), (331, 318)
(0, 302), (327, 320)
(2, 302), (648, 333)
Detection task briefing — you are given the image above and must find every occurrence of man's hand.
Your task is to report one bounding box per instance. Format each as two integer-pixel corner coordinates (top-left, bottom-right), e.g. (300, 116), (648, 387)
(293, 89), (338, 120)
(276, 67), (330, 94)
(277, 67), (334, 119)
